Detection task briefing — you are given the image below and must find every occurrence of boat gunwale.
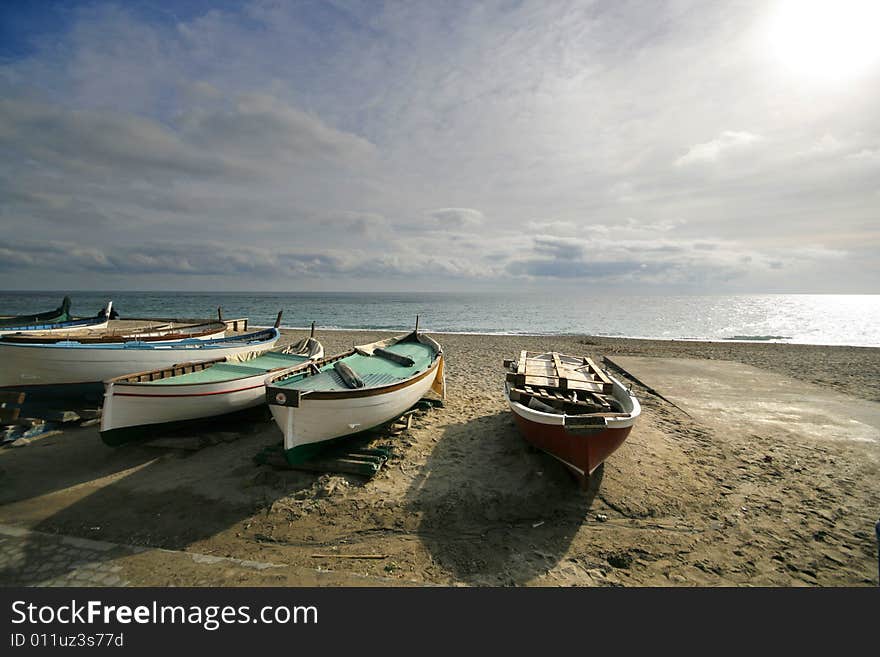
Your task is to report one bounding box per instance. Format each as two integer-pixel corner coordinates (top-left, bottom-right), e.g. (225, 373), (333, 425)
(0, 316), (109, 334)
(106, 355), (309, 388)
(0, 321), (226, 344)
(105, 336), (322, 387)
(0, 327), (280, 350)
(0, 296), (71, 328)
(266, 332), (443, 402)
(271, 357), (441, 403)
(503, 376), (641, 429)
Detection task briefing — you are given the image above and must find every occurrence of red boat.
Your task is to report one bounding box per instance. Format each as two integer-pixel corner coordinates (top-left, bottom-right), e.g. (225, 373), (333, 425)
(503, 351), (640, 487)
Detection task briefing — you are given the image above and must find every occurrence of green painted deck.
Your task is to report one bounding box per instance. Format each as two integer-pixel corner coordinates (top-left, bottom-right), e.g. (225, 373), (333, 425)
(276, 340), (436, 392)
(147, 352), (309, 385)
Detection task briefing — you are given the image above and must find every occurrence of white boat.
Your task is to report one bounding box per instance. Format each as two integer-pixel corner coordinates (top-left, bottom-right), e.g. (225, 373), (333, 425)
(0, 302), (113, 336)
(1, 321), (226, 344)
(265, 329), (445, 463)
(100, 335), (323, 445)
(0, 296), (72, 327)
(0, 315), (109, 336)
(503, 351), (640, 486)
(0, 327), (281, 393)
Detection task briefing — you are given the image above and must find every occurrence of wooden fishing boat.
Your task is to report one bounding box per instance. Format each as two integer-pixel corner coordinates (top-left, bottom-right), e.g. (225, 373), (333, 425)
(266, 328), (445, 464)
(0, 320), (226, 344)
(0, 296), (71, 328)
(0, 327), (281, 394)
(0, 300), (113, 336)
(503, 351), (640, 486)
(100, 334), (323, 445)
(0, 314), (109, 336)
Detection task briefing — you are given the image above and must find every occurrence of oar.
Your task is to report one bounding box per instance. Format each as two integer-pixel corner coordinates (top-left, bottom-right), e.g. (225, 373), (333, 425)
(602, 355), (691, 417)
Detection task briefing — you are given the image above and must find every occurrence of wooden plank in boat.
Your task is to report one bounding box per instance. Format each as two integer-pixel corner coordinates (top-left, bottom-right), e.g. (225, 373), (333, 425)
(550, 352), (568, 390)
(551, 352), (563, 371)
(508, 351), (530, 386)
(571, 412), (631, 418)
(507, 372), (606, 394)
(517, 350), (528, 375)
(585, 357), (614, 390)
(556, 360), (613, 394)
(565, 379), (607, 394)
(511, 386), (609, 413)
(522, 374), (557, 388)
(524, 357), (555, 379)
(554, 354), (611, 392)
(584, 392), (612, 410)
(507, 371), (557, 389)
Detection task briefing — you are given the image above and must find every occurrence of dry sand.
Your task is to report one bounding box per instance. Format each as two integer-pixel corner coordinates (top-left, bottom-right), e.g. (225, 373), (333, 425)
(1, 329), (878, 586)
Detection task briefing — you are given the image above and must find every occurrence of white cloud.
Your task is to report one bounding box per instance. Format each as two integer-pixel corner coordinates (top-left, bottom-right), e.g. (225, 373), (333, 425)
(421, 208), (485, 230)
(847, 148), (880, 163)
(675, 131), (763, 166)
(0, 2), (877, 292)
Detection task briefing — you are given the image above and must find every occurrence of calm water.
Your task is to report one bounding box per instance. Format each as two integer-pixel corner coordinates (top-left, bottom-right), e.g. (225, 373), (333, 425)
(1, 291), (878, 347)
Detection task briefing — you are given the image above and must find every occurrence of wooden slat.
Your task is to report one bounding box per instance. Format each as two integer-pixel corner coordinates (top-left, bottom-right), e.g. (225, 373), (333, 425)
(521, 374), (557, 387)
(553, 375), (600, 392)
(525, 358), (555, 379)
(585, 392), (612, 409)
(511, 387), (609, 413)
(585, 357), (613, 387)
(573, 412), (631, 418)
(551, 352), (567, 390)
(517, 350), (528, 375)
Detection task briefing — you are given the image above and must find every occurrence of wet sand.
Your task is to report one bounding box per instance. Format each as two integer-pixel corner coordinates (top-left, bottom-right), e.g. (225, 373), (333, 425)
(0, 329), (878, 586)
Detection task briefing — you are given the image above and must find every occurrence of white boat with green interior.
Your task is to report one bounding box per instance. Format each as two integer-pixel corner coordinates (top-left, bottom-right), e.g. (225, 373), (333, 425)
(266, 327), (444, 463)
(101, 333), (323, 445)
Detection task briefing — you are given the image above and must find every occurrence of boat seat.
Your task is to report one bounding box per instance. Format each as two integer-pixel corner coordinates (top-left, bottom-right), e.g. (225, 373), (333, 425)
(334, 361), (365, 389)
(208, 363), (272, 377)
(373, 348), (415, 367)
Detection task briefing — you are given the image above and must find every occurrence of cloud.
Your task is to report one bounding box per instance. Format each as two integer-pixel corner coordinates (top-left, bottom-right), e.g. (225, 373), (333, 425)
(180, 93), (376, 166)
(0, 99), (224, 179)
(675, 131), (763, 166)
(0, 238), (488, 281)
(847, 148), (880, 163)
(502, 225), (849, 287)
(525, 220), (580, 235)
(421, 208), (485, 231)
(0, 2), (877, 292)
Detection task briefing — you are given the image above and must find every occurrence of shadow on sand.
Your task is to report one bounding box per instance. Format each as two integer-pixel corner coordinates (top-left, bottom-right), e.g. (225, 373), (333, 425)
(0, 414), (322, 585)
(406, 410), (601, 585)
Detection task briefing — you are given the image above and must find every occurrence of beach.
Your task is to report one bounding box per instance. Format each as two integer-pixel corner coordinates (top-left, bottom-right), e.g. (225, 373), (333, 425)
(1, 329), (878, 586)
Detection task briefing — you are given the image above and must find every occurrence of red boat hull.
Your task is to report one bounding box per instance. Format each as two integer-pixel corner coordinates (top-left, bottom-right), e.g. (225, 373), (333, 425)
(511, 412), (633, 487)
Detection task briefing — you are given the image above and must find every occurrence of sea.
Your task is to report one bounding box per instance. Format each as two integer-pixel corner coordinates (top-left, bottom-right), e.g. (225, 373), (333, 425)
(1, 291), (878, 348)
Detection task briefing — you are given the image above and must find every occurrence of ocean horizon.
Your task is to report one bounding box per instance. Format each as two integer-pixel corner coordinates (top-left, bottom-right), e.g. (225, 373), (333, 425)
(2, 290), (879, 348)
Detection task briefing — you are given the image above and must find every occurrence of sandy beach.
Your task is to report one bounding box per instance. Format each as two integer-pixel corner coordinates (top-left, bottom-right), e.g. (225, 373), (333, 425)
(1, 328), (878, 586)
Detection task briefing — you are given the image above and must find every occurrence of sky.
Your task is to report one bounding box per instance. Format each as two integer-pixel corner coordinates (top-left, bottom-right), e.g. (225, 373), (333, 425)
(0, 0), (878, 293)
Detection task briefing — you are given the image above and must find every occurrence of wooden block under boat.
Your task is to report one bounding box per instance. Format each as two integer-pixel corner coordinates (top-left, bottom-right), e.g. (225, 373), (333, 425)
(0, 391), (26, 404)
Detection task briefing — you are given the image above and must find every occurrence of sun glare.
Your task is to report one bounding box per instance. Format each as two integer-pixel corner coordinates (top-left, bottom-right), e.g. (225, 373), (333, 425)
(766, 0), (880, 82)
